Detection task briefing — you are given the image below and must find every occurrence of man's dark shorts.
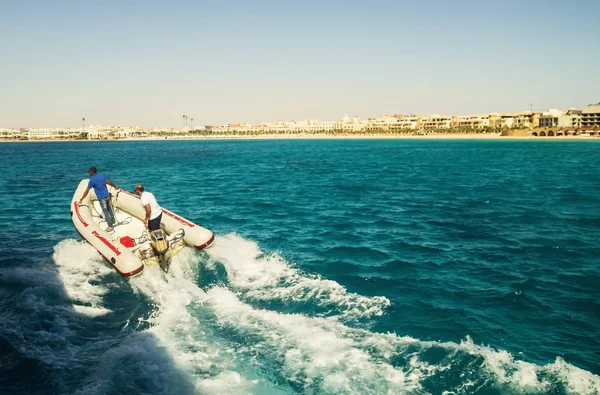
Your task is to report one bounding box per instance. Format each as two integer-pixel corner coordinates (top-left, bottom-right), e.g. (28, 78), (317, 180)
(148, 214), (162, 231)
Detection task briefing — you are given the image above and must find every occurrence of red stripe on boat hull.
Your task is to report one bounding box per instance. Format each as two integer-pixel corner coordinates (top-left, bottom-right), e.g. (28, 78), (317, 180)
(73, 202), (88, 227)
(73, 225), (143, 277)
(92, 231), (121, 256)
(195, 234), (215, 250)
(162, 209), (196, 228)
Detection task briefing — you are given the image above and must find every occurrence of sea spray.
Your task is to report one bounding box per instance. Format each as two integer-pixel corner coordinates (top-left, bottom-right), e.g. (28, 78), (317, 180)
(53, 239), (115, 315)
(202, 234), (600, 394)
(46, 236), (600, 395)
(206, 233), (391, 323)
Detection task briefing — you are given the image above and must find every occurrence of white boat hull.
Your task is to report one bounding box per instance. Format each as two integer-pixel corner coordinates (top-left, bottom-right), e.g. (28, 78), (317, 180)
(70, 179), (214, 277)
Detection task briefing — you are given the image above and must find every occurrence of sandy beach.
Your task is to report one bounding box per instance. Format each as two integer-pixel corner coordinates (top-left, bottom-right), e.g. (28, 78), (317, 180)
(2, 132), (599, 143)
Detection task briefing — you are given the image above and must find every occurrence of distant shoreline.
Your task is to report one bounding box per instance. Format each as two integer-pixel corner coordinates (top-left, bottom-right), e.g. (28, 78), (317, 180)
(1, 133), (599, 143)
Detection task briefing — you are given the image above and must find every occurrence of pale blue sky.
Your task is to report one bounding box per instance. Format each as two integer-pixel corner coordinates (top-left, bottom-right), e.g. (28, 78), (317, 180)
(1, 0), (599, 128)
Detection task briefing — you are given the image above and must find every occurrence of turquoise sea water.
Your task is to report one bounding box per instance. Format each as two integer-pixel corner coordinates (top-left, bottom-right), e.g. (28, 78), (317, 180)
(0, 139), (599, 394)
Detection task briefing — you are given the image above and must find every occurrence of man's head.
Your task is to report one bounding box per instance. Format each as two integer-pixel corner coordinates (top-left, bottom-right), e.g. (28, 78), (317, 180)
(134, 184), (145, 195)
(88, 167), (97, 175)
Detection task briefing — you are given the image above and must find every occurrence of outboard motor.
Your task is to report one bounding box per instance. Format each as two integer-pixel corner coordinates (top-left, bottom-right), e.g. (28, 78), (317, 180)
(150, 229), (169, 272)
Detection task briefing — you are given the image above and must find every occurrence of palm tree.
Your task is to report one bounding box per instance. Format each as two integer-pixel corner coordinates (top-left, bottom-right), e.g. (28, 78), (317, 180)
(183, 114), (186, 128)
(81, 118), (87, 139)
(190, 118), (194, 130)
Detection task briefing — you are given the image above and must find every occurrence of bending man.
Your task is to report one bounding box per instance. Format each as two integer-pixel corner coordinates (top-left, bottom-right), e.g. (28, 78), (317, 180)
(79, 167), (118, 231)
(134, 184), (162, 231)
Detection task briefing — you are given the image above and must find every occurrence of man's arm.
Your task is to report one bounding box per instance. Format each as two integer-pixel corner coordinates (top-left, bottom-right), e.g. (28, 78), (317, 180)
(78, 188), (91, 204)
(143, 204), (151, 227)
(106, 179), (118, 190)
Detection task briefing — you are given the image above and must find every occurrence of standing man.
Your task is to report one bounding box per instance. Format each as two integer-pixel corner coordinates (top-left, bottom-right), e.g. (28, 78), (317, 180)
(134, 184), (162, 231)
(79, 167), (119, 231)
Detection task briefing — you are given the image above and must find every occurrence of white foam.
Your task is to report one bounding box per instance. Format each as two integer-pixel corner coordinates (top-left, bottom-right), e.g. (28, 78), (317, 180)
(207, 233), (391, 321)
(48, 237), (600, 395)
(548, 357), (600, 395)
(204, 233), (600, 393)
(458, 336), (549, 392)
(46, 241), (264, 393)
(363, 333), (600, 395)
(127, 249), (260, 394)
(205, 286), (411, 393)
(196, 371), (250, 395)
(52, 239), (114, 315)
(125, 245), (410, 393)
(476, 339), (600, 394)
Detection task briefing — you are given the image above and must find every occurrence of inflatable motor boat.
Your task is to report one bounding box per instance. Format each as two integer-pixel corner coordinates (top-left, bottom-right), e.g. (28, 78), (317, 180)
(70, 180), (214, 277)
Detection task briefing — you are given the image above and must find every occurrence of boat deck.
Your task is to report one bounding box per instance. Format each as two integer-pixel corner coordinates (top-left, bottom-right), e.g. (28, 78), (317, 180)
(90, 200), (186, 267)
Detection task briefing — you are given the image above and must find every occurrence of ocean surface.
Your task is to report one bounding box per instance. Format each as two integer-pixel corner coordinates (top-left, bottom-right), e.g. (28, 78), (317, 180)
(0, 139), (599, 395)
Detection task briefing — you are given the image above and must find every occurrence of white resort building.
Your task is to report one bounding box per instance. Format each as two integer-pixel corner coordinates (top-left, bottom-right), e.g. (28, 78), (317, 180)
(420, 115), (453, 129)
(493, 112), (538, 129)
(455, 114), (491, 129)
(0, 128), (24, 139)
(538, 109), (582, 128)
(364, 115), (418, 131)
(27, 128), (81, 139)
(581, 105), (600, 128)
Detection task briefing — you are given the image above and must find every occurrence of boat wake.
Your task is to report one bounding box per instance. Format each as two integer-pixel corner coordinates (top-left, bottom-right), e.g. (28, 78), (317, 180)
(205, 233), (391, 323)
(32, 236), (600, 394)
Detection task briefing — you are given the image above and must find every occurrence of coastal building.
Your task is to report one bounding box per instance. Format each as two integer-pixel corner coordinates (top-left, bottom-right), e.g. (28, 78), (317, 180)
(365, 115), (419, 131)
(113, 127), (145, 139)
(87, 128), (103, 139)
(88, 126), (121, 139)
(539, 109), (582, 128)
(247, 123), (268, 133)
(334, 115), (366, 132)
(0, 128), (24, 139)
(494, 112), (539, 129)
(393, 116), (419, 130)
(224, 123), (249, 133)
(581, 105), (600, 128)
(27, 128), (81, 139)
(365, 115), (400, 131)
(301, 118), (335, 133)
(204, 123), (246, 133)
(88, 125), (119, 139)
(420, 115), (453, 129)
(269, 121), (290, 134)
(207, 125), (226, 133)
(209, 116), (361, 134)
(284, 119), (326, 133)
(455, 114), (491, 129)
(315, 120), (336, 132)
(84, 125), (149, 139)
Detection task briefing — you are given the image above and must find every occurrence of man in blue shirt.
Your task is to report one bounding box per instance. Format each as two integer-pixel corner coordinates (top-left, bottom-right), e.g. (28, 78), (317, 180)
(78, 167), (119, 231)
